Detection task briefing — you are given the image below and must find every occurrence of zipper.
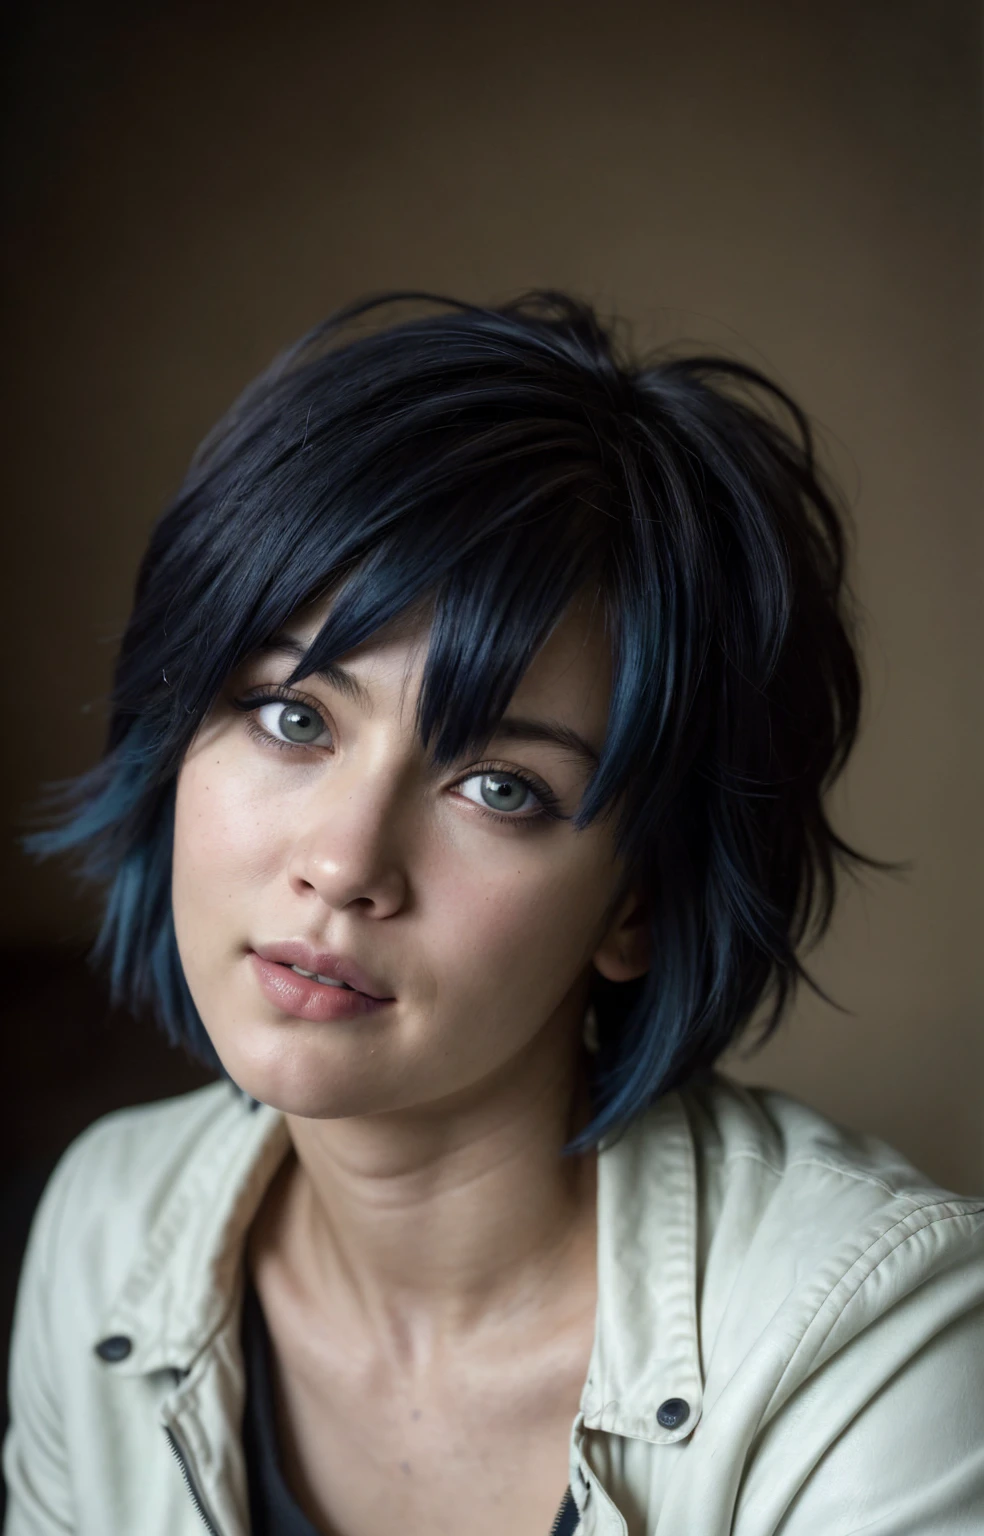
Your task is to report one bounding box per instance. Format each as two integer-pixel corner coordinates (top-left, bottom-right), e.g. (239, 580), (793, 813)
(549, 1487), (580, 1536)
(164, 1426), (224, 1536)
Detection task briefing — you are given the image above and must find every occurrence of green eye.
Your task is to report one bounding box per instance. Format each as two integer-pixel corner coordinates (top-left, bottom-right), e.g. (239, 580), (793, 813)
(257, 701), (327, 744)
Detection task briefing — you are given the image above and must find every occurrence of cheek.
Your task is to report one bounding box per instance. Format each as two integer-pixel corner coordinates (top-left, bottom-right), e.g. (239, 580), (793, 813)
(423, 833), (615, 1010)
(172, 747), (287, 944)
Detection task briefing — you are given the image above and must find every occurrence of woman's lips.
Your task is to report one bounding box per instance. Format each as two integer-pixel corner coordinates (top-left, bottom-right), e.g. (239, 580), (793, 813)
(250, 954), (393, 1022)
(252, 940), (388, 997)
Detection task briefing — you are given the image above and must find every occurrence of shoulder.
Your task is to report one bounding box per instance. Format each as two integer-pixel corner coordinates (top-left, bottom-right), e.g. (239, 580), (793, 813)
(40, 1078), (244, 1207)
(596, 1082), (984, 1527)
(677, 1073), (984, 1366)
(23, 1081), (250, 1300)
(682, 1068), (982, 1217)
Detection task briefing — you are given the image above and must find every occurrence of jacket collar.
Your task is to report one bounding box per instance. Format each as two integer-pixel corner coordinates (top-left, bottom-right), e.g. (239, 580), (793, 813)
(582, 1089), (703, 1445)
(99, 1087), (290, 1377)
(99, 1082), (703, 1445)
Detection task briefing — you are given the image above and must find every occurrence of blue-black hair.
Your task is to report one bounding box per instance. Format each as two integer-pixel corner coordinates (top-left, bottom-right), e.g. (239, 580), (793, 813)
(34, 291), (868, 1145)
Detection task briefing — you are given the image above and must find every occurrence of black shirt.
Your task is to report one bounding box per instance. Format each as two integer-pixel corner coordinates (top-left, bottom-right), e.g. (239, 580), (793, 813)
(239, 1276), (579, 1535)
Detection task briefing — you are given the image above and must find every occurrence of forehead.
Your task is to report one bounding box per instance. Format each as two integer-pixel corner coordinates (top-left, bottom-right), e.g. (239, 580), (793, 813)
(286, 589), (613, 739)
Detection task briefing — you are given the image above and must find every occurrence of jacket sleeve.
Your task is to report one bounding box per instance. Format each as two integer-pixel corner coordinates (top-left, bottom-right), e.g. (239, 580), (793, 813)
(2, 1138), (91, 1535)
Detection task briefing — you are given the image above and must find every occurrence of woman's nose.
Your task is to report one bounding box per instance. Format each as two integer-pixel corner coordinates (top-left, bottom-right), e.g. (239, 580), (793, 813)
(285, 779), (409, 918)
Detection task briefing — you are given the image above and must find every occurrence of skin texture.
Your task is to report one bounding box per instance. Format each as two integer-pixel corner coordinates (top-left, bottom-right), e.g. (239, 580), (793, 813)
(172, 594), (648, 1536)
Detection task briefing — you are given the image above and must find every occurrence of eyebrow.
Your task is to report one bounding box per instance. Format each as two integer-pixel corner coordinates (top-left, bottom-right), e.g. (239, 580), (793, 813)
(257, 637), (374, 711)
(487, 717), (600, 772)
(256, 634), (601, 771)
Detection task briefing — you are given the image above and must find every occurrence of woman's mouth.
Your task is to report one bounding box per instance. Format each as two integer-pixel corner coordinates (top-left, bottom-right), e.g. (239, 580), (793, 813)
(284, 963), (353, 989)
(249, 951), (394, 1023)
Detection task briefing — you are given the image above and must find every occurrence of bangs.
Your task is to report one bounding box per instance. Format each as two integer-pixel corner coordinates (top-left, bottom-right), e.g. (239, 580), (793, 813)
(284, 483), (615, 825)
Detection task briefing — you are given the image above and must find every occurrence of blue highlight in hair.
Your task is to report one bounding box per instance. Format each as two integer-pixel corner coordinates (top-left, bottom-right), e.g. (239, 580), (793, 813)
(30, 291), (870, 1146)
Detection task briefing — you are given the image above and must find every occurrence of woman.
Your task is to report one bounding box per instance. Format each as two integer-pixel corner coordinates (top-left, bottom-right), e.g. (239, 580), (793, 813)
(4, 293), (982, 1536)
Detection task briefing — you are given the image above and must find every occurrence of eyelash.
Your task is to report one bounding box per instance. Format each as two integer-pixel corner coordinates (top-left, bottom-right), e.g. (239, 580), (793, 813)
(230, 685), (565, 826)
(232, 686), (327, 752)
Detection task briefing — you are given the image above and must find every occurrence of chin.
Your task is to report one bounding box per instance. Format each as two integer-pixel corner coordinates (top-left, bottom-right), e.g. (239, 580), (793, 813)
(208, 1014), (404, 1120)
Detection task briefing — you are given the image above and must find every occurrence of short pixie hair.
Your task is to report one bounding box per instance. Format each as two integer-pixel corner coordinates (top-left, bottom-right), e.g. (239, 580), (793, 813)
(38, 291), (866, 1145)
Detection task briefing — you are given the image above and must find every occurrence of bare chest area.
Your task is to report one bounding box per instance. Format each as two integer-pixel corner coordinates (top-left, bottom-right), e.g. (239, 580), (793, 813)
(251, 1263), (592, 1536)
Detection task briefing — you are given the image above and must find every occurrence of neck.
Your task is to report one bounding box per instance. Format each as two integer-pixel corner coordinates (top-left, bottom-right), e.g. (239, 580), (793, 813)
(275, 1017), (596, 1351)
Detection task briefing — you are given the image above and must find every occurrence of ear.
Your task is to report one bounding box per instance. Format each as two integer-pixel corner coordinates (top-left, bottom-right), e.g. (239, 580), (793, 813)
(592, 887), (650, 983)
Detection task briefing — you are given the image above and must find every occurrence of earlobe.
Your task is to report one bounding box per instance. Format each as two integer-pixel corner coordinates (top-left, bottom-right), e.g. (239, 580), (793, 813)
(592, 890), (650, 983)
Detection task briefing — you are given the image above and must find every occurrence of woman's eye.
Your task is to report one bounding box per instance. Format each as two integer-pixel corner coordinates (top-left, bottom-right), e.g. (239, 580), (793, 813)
(256, 700), (328, 746)
(456, 772), (537, 815)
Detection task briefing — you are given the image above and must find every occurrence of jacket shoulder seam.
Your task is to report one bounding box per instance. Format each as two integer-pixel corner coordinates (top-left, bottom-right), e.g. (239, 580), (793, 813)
(711, 1146), (980, 1208)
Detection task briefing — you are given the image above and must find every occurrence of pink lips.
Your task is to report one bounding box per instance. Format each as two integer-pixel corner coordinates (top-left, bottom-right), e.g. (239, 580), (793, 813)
(250, 942), (394, 1023)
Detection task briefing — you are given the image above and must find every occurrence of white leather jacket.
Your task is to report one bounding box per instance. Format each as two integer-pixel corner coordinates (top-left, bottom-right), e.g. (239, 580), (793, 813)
(4, 1074), (984, 1535)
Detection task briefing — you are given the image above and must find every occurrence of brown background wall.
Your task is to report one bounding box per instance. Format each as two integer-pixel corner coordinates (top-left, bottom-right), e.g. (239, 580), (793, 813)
(2, 1), (981, 1189)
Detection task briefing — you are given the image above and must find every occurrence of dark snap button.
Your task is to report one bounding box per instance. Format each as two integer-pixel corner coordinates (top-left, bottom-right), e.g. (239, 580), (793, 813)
(656, 1397), (690, 1430)
(95, 1334), (132, 1363)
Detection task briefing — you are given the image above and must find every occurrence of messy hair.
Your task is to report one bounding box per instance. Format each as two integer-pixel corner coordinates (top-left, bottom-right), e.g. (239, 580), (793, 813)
(34, 291), (866, 1145)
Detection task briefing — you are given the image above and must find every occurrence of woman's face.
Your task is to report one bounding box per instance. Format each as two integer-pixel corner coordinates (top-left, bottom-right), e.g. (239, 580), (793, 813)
(172, 596), (643, 1120)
